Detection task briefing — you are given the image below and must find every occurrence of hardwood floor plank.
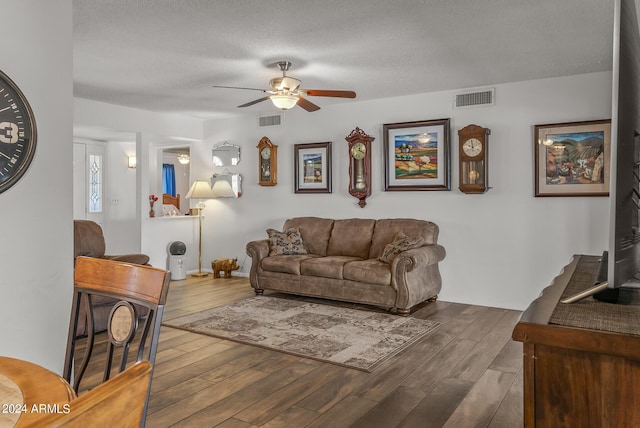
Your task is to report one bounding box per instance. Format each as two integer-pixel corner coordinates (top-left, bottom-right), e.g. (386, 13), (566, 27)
(169, 360), (321, 427)
(296, 367), (368, 413)
(489, 337), (523, 374)
(457, 307), (505, 341)
(398, 378), (474, 428)
(350, 386), (427, 428)
(401, 337), (477, 393)
(260, 405), (321, 428)
(442, 368), (517, 428)
(234, 364), (343, 425)
(146, 376), (212, 414)
(214, 418), (258, 428)
(352, 328), (452, 401)
(452, 310), (522, 382)
(151, 342), (250, 392)
(488, 368), (524, 428)
(198, 346), (272, 384)
(146, 368), (270, 427)
(305, 395), (378, 428)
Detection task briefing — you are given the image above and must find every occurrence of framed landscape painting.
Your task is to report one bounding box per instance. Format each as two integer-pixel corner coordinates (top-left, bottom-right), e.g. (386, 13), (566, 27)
(383, 118), (451, 191)
(534, 119), (611, 197)
(294, 142), (332, 193)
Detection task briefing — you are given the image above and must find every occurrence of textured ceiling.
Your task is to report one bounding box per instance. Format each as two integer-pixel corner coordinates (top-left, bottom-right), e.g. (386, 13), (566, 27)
(73, 0), (616, 120)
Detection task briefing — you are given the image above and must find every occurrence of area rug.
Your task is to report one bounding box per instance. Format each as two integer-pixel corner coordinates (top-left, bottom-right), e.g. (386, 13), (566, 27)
(162, 296), (440, 372)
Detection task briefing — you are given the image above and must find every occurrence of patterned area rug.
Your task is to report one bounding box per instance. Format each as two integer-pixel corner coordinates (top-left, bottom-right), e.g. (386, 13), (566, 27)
(163, 296), (440, 372)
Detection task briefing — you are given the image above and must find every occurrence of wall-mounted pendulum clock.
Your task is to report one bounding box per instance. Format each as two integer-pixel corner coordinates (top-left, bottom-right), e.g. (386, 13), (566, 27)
(345, 127), (374, 207)
(458, 124), (490, 194)
(257, 136), (277, 186)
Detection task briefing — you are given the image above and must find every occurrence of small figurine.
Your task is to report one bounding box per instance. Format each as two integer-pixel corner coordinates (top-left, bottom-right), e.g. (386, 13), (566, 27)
(211, 258), (240, 278)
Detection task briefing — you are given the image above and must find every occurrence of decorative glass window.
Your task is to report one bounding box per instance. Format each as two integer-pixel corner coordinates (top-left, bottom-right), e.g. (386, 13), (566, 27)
(88, 153), (103, 213)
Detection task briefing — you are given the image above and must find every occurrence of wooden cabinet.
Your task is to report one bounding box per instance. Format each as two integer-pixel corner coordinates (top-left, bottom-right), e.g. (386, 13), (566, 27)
(512, 255), (640, 427)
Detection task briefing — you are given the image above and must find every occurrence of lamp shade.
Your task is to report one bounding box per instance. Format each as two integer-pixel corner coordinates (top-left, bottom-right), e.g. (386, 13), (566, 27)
(185, 180), (215, 199)
(270, 94), (298, 110)
(211, 179), (236, 198)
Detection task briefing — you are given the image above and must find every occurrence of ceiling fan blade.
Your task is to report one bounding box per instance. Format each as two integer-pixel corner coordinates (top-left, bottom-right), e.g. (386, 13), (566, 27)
(213, 85), (267, 92)
(303, 89), (356, 98)
(238, 96), (270, 108)
(297, 96), (321, 112)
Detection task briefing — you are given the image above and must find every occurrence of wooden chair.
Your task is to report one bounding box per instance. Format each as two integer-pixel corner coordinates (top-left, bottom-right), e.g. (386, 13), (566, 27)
(64, 257), (171, 426)
(24, 361), (152, 427)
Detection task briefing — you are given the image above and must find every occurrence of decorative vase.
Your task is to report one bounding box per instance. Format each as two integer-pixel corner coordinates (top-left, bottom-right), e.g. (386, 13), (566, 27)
(149, 201), (155, 218)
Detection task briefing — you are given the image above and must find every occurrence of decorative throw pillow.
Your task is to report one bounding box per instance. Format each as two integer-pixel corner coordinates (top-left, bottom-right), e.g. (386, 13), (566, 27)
(378, 232), (424, 264)
(267, 227), (308, 256)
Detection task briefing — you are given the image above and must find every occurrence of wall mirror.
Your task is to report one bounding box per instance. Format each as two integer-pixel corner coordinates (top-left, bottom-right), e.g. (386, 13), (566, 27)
(211, 172), (242, 198)
(161, 146), (190, 214)
(212, 142), (240, 166)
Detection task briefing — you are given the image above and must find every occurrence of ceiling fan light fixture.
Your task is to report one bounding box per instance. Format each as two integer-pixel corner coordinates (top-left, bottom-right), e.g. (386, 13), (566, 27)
(270, 94), (299, 110)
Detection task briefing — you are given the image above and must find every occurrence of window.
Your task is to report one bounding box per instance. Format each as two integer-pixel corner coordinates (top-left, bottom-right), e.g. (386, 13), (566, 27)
(88, 153), (103, 213)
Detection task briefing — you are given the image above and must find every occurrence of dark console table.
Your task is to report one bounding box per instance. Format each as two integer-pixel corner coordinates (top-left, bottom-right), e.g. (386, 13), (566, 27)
(512, 255), (640, 427)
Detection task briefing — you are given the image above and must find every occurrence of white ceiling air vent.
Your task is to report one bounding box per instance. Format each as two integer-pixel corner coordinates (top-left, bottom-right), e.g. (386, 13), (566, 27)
(258, 113), (283, 127)
(454, 88), (495, 109)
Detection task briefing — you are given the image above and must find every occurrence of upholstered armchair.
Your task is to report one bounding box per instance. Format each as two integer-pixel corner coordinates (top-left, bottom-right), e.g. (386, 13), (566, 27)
(74, 220), (150, 266)
(73, 220), (150, 336)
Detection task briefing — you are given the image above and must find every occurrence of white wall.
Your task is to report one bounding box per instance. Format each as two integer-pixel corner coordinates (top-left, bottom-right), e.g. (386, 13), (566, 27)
(0, 1), (73, 371)
(105, 140), (138, 253)
(199, 72), (612, 310)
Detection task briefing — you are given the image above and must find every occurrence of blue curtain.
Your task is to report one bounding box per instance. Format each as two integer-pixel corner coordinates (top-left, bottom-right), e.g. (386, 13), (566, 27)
(162, 164), (176, 196)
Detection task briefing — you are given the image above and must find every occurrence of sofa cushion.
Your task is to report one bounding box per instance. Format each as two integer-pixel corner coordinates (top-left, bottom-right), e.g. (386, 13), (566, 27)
(327, 219), (376, 258)
(283, 217), (334, 256)
(267, 227), (308, 256)
(262, 254), (320, 275)
(343, 259), (391, 285)
(300, 256), (362, 279)
(378, 232), (425, 264)
(369, 218), (439, 259)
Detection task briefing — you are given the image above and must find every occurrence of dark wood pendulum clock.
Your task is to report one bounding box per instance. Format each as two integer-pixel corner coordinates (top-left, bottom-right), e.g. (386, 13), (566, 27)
(458, 124), (490, 194)
(345, 127), (374, 207)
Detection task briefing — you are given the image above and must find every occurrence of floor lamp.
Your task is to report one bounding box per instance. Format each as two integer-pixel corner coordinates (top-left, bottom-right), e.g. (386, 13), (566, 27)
(185, 180), (215, 277)
(185, 179), (236, 278)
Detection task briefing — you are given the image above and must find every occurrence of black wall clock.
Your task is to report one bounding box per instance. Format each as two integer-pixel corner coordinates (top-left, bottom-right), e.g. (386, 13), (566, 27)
(0, 69), (37, 194)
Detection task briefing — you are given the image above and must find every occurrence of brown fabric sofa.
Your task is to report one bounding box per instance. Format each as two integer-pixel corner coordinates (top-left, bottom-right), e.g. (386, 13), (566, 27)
(73, 220), (150, 336)
(246, 217), (446, 315)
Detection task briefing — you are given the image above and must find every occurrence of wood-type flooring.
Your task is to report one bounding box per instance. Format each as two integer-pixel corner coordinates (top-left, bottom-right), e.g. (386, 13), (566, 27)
(79, 275), (524, 427)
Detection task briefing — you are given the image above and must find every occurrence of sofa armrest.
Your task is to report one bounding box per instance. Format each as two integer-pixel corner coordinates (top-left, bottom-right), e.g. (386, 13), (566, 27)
(246, 239), (270, 289)
(391, 244), (446, 310)
(392, 244), (445, 272)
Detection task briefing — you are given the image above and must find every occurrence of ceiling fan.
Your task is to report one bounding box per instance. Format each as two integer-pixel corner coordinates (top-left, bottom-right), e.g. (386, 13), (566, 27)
(213, 61), (356, 112)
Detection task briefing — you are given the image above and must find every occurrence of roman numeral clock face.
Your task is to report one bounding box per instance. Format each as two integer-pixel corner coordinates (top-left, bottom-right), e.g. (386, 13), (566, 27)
(0, 70), (37, 194)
